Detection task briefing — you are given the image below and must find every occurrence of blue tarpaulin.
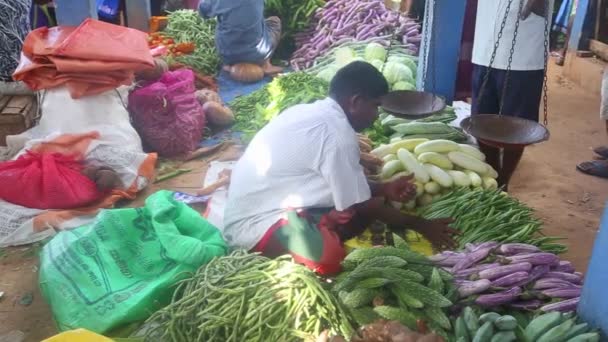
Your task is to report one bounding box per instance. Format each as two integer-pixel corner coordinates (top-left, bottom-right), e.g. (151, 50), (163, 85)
(216, 69), (271, 104)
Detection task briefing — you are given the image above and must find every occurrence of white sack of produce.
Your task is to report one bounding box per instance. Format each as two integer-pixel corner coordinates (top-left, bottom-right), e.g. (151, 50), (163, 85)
(373, 138), (497, 208)
(0, 86), (156, 247)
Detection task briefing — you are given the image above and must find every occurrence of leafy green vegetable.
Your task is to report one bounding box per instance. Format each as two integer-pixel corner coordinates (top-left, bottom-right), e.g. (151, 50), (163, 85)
(230, 72), (329, 142)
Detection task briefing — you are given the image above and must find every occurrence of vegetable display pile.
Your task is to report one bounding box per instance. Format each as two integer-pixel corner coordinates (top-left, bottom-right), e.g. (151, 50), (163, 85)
(230, 72), (329, 142)
(163, 10), (220, 75)
(290, 0), (421, 69)
(303, 40), (418, 91)
(454, 308), (599, 342)
(333, 247), (455, 339)
(371, 139), (498, 209)
(453, 307), (520, 342)
(264, 0), (326, 46)
(522, 311), (599, 342)
(419, 188), (567, 253)
(432, 242), (581, 312)
(380, 107), (467, 143)
(146, 251), (354, 341)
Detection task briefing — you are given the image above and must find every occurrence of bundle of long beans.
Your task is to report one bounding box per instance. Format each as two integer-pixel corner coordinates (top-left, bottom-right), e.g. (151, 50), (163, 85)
(418, 188), (567, 254)
(164, 10), (220, 75)
(146, 250), (354, 342)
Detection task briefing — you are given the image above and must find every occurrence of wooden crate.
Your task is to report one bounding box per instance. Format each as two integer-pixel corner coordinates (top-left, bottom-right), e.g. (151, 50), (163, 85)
(0, 95), (38, 146)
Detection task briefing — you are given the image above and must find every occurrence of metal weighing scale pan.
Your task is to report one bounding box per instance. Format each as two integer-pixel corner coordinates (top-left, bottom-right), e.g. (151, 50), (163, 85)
(381, 90), (447, 119)
(460, 114), (550, 149)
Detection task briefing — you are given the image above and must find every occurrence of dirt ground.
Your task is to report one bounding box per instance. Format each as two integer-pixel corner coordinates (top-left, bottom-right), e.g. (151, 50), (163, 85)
(1, 63), (607, 341)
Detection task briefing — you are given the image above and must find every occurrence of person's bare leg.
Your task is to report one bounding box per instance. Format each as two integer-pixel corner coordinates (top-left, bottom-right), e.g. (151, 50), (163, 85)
(499, 147), (524, 190)
(263, 59), (283, 76)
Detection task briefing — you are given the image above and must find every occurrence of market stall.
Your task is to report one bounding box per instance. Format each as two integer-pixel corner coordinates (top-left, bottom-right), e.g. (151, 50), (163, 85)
(0, 0), (606, 341)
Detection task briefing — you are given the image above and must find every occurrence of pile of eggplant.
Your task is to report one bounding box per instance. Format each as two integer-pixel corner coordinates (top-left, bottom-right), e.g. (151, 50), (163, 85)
(431, 242), (583, 312)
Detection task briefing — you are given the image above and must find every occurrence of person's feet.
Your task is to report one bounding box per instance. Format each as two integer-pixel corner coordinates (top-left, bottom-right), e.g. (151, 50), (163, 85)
(577, 160), (608, 179)
(263, 59), (283, 76)
(593, 146), (608, 159)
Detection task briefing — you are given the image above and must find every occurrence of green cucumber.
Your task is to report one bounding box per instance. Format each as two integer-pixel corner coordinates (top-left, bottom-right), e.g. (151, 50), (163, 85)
(463, 307), (480, 337)
(479, 312), (501, 324)
(494, 316), (518, 331)
(490, 330), (516, 342)
(455, 315), (470, 341)
(524, 312), (562, 341)
(472, 321), (494, 342)
(566, 332), (601, 342)
(537, 318), (575, 342)
(564, 323), (590, 340)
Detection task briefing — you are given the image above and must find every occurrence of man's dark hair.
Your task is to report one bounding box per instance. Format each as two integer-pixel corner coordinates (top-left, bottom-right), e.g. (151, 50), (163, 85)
(329, 61), (390, 101)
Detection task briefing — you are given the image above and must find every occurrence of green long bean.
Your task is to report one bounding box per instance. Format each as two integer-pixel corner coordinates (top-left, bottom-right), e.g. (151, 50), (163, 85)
(418, 188), (567, 254)
(145, 251), (354, 342)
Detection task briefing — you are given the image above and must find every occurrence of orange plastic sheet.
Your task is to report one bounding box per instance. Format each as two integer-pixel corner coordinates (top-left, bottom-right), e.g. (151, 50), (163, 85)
(13, 19), (154, 98)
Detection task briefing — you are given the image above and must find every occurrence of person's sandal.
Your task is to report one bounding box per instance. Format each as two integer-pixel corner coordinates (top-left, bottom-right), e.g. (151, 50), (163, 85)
(576, 160), (608, 179)
(592, 146), (608, 159)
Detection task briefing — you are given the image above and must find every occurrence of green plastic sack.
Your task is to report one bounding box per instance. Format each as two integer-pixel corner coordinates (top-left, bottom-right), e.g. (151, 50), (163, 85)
(39, 190), (227, 333)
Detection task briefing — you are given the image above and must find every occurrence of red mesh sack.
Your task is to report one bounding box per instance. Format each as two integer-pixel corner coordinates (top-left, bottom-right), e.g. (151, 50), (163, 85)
(128, 69), (205, 157)
(0, 151), (104, 210)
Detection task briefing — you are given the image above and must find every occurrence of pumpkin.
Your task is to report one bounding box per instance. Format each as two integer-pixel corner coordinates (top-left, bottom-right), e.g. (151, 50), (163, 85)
(229, 63), (264, 83)
(203, 101), (234, 126)
(195, 89), (222, 105)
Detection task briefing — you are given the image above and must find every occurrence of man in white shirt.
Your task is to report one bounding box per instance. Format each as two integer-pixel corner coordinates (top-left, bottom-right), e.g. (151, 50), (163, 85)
(224, 62), (456, 275)
(471, 0), (552, 190)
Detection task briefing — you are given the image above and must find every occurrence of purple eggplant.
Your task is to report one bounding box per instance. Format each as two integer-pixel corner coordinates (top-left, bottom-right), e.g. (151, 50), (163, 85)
(452, 247), (493, 272)
(544, 272), (583, 284)
(540, 297), (580, 312)
(429, 252), (466, 267)
(458, 279), (492, 298)
(541, 287), (582, 299)
(479, 262), (532, 280)
(533, 278), (581, 290)
(454, 263), (500, 279)
(475, 287), (522, 307)
(505, 253), (559, 266)
(491, 271), (530, 287)
(509, 299), (543, 310)
(552, 260), (575, 273)
(512, 265), (550, 287)
(497, 243), (540, 255)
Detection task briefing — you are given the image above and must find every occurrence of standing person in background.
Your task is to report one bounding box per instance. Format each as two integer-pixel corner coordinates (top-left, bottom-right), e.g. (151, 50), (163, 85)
(577, 68), (608, 179)
(471, 0), (553, 191)
(198, 0), (283, 75)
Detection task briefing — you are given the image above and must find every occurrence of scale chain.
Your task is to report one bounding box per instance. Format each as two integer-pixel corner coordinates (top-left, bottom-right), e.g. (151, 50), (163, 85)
(499, 0), (524, 116)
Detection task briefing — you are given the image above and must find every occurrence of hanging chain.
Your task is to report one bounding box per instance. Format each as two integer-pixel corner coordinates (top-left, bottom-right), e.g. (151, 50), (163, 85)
(542, 0), (550, 125)
(499, 0), (524, 115)
(421, 0), (432, 90)
(430, 0), (437, 95)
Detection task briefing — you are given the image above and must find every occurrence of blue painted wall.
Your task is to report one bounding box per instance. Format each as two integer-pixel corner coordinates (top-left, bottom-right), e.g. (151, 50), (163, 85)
(578, 203), (608, 338)
(55, 0), (98, 26)
(417, 0), (467, 103)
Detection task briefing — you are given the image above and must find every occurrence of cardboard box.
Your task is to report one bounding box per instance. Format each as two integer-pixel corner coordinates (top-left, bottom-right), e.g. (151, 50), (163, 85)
(0, 95), (37, 146)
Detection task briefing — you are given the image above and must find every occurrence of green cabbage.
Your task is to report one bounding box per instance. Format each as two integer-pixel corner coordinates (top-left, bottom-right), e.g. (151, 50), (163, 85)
(317, 66), (338, 83)
(382, 61), (414, 85)
(334, 47), (357, 66)
(387, 55), (417, 77)
(364, 43), (387, 62)
(392, 81), (416, 91)
(370, 59), (384, 71)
